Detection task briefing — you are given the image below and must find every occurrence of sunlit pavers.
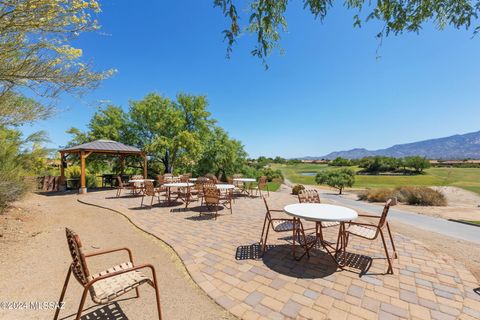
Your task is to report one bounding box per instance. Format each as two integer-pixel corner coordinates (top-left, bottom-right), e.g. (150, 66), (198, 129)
(81, 188), (480, 320)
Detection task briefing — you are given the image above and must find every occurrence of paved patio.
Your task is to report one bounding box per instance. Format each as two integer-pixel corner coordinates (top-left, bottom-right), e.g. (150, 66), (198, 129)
(79, 187), (480, 320)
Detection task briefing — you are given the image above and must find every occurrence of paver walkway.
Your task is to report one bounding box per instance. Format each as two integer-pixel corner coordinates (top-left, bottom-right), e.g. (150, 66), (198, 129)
(80, 188), (480, 320)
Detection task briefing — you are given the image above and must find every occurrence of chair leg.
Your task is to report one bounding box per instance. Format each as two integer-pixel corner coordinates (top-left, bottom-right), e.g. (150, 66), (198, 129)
(53, 267), (72, 320)
(141, 196), (145, 207)
(386, 223), (397, 259)
(259, 214), (269, 245)
(262, 224), (271, 256)
(267, 186), (269, 197)
(150, 195), (154, 209)
(380, 230), (394, 274)
(150, 267), (163, 320)
(75, 287), (89, 320)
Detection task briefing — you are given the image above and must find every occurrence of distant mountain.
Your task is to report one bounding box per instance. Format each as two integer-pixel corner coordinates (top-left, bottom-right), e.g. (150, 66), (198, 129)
(308, 131), (480, 160)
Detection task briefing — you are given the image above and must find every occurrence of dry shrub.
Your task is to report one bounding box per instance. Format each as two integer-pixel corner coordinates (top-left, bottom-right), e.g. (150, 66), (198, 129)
(395, 186), (447, 206)
(292, 184), (305, 195)
(358, 186), (447, 206)
(358, 188), (394, 202)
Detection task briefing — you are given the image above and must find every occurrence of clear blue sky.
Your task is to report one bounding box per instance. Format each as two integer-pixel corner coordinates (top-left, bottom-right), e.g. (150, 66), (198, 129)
(21, 1), (480, 158)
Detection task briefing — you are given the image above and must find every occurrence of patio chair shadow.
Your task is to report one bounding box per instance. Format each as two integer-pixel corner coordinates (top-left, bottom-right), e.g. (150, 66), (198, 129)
(474, 287), (480, 296)
(261, 244), (337, 279)
(185, 213), (218, 221)
(188, 205), (226, 213)
(337, 252), (373, 276)
(235, 243), (277, 260)
(59, 301), (128, 320)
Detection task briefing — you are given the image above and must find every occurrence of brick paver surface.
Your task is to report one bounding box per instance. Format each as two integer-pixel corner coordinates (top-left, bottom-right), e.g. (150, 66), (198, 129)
(80, 187), (480, 319)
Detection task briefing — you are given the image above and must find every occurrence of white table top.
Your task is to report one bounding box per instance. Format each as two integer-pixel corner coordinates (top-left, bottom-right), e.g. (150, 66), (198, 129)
(164, 182), (194, 188)
(233, 178), (256, 182)
(284, 203), (358, 222)
(216, 184), (235, 190)
(128, 179), (154, 183)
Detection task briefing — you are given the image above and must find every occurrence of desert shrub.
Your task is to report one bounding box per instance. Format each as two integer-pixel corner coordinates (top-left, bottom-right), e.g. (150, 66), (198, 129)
(358, 188), (394, 202)
(292, 184), (305, 195)
(359, 186), (447, 206)
(395, 186), (446, 206)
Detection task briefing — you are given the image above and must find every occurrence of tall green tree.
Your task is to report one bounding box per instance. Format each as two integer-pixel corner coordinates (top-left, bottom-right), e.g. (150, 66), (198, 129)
(214, 0), (480, 63)
(197, 127), (247, 180)
(129, 93), (215, 173)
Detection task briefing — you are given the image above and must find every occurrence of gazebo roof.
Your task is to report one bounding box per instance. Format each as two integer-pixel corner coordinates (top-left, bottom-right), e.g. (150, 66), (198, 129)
(60, 139), (142, 154)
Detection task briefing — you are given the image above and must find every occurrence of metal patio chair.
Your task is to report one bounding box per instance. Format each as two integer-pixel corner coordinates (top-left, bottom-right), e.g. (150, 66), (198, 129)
(115, 176), (133, 198)
(252, 176), (269, 197)
(345, 199), (398, 274)
(54, 228), (162, 320)
(260, 197), (313, 260)
(201, 184), (232, 219)
(140, 181), (162, 208)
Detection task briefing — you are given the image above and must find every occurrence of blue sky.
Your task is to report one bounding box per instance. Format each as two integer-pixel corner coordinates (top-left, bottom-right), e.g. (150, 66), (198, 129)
(21, 1), (480, 158)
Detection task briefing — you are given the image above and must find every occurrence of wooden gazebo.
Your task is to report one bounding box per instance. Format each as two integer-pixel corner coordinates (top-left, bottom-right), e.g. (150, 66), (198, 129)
(59, 139), (147, 194)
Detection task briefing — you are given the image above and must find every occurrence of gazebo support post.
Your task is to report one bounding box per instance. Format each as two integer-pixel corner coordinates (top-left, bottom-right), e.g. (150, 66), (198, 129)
(59, 152), (66, 191)
(143, 153), (148, 178)
(80, 151), (87, 194)
(119, 155), (125, 174)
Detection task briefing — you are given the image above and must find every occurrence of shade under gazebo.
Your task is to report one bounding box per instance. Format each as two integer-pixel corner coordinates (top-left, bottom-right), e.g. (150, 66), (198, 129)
(59, 139), (147, 194)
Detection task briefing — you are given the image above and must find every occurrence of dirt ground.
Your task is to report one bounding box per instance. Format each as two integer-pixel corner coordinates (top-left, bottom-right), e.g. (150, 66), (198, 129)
(0, 192), (235, 320)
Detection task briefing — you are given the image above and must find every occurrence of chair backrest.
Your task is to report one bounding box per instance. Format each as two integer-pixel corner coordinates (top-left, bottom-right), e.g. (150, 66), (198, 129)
(378, 199), (393, 229)
(198, 176), (210, 183)
(180, 176), (189, 183)
(144, 181), (155, 196)
(205, 173), (219, 183)
(262, 196), (273, 222)
(117, 176), (124, 188)
(203, 185), (219, 204)
(227, 176), (234, 185)
(163, 173), (173, 182)
(131, 175), (143, 180)
(156, 175), (165, 185)
(258, 176), (268, 188)
(298, 189), (320, 203)
(233, 174), (243, 178)
(65, 228), (90, 286)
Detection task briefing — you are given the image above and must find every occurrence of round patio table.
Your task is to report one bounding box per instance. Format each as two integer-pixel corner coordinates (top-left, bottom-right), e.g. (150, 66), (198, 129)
(215, 184), (235, 190)
(128, 179), (154, 183)
(283, 203), (358, 267)
(233, 178), (256, 196)
(164, 182), (194, 206)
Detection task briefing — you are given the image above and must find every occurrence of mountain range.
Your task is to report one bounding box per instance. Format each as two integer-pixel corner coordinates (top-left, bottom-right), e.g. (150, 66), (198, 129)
(301, 130), (480, 160)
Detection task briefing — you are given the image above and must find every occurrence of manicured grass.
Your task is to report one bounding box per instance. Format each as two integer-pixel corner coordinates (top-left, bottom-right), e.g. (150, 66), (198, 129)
(463, 220), (480, 225)
(272, 163), (480, 195)
(265, 182), (280, 192)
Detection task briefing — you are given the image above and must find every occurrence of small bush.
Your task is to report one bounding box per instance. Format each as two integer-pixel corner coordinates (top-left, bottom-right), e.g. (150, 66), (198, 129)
(292, 184), (305, 195)
(358, 186), (447, 206)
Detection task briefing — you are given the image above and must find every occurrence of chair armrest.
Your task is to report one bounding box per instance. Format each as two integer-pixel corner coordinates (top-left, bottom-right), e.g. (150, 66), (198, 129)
(85, 247), (134, 264)
(358, 214), (381, 218)
(86, 264), (156, 287)
(348, 222), (378, 228)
